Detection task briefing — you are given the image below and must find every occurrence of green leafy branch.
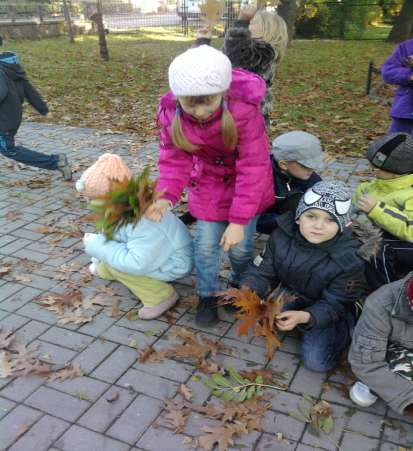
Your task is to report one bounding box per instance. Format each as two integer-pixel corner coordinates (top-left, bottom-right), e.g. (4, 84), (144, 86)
(203, 367), (286, 403)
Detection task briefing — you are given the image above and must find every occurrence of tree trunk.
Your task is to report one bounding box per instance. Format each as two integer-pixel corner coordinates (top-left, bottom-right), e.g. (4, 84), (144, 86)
(92, 0), (109, 61)
(387, 0), (413, 43)
(277, 0), (297, 41)
(63, 0), (75, 43)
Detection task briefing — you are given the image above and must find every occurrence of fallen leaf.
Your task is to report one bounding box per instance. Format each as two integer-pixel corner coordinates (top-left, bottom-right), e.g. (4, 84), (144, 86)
(106, 391), (120, 403)
(46, 363), (83, 382)
(179, 383), (193, 401)
(16, 424), (29, 439)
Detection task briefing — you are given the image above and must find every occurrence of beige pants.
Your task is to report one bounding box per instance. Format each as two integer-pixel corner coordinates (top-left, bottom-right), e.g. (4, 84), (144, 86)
(96, 262), (174, 307)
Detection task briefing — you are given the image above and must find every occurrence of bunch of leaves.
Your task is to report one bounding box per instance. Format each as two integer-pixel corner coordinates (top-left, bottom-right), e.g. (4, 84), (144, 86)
(163, 394), (271, 451)
(203, 367), (287, 403)
(0, 327), (83, 381)
(139, 327), (229, 365)
(89, 166), (159, 240)
(36, 290), (120, 325)
(200, 0), (224, 28)
(289, 395), (335, 436)
(220, 287), (292, 360)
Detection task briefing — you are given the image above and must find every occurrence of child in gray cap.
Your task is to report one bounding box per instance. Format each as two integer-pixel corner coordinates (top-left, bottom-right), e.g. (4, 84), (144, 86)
(257, 130), (325, 234)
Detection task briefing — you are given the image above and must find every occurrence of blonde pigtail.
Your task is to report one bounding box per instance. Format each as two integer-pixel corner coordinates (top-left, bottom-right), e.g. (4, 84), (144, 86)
(171, 109), (198, 153)
(221, 101), (238, 151)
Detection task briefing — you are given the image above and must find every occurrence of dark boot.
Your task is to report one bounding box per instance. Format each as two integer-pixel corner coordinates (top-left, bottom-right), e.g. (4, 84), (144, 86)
(195, 296), (219, 327)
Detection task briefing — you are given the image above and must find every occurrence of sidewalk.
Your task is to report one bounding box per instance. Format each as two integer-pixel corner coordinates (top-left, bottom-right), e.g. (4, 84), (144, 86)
(0, 122), (411, 451)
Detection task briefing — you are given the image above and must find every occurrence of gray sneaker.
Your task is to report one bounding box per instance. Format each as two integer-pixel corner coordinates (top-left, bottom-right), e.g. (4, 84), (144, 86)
(57, 154), (72, 181)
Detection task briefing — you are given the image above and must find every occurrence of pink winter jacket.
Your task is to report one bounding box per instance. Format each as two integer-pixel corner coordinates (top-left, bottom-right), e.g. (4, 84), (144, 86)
(156, 68), (275, 225)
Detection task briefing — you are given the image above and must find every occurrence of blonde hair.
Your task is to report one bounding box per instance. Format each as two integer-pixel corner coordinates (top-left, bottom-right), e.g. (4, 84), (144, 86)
(171, 97), (238, 153)
(255, 11), (288, 62)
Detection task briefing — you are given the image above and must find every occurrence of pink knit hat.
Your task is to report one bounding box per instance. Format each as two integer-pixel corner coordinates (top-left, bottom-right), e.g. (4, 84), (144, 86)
(75, 153), (132, 198)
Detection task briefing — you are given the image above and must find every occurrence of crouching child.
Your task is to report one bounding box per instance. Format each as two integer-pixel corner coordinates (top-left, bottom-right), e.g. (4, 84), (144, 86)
(241, 181), (365, 372)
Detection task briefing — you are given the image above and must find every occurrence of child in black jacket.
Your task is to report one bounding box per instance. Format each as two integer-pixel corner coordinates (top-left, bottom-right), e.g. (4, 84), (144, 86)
(0, 38), (71, 180)
(241, 181), (365, 372)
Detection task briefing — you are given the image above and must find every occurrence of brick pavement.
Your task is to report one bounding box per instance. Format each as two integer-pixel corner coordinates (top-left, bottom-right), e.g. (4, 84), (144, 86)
(0, 122), (411, 451)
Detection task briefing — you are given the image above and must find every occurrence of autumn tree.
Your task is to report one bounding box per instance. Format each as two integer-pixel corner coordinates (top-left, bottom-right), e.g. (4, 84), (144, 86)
(277, 0), (298, 41)
(387, 0), (413, 42)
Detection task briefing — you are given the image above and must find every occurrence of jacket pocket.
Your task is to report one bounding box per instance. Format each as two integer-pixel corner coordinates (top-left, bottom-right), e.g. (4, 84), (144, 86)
(356, 335), (387, 364)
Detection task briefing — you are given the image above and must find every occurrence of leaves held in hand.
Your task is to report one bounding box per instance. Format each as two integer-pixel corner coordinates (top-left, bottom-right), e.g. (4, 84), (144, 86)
(290, 396), (335, 436)
(89, 167), (160, 240)
(220, 287), (290, 360)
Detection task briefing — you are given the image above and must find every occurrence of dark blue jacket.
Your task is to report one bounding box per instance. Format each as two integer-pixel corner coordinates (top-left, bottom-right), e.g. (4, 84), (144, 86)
(0, 52), (48, 135)
(241, 212), (365, 329)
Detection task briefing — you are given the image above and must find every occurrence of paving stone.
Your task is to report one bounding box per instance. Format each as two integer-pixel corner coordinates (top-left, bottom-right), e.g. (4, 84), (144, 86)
(0, 404), (42, 450)
(0, 396), (16, 420)
(224, 322), (251, 343)
(116, 316), (170, 335)
(0, 282), (24, 303)
(0, 376), (44, 402)
(0, 286), (42, 312)
(12, 248), (50, 263)
(340, 432), (379, 450)
(33, 340), (77, 365)
(76, 312), (118, 337)
(101, 324), (157, 350)
(17, 303), (57, 324)
(0, 234), (17, 248)
(13, 320), (50, 344)
(255, 433), (297, 451)
(383, 420), (413, 447)
(345, 410), (384, 438)
(137, 425), (193, 451)
(91, 345), (137, 383)
(24, 386), (90, 422)
(220, 337), (268, 364)
(39, 326), (94, 351)
(289, 364), (326, 397)
(10, 228), (45, 241)
(106, 394), (163, 444)
(134, 357), (193, 383)
(0, 312), (30, 331)
(262, 410), (306, 441)
(268, 351), (301, 385)
(8, 415), (69, 451)
(73, 339), (118, 374)
(12, 272), (57, 291)
(117, 368), (179, 400)
(176, 312), (232, 337)
(77, 386), (136, 433)
(46, 376), (109, 402)
(270, 390), (307, 416)
(379, 441), (408, 451)
(0, 237), (32, 254)
(54, 424), (129, 451)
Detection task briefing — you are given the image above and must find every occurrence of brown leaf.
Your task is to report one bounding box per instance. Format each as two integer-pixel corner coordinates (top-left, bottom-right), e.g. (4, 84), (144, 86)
(0, 262), (14, 276)
(46, 363), (83, 382)
(127, 309), (139, 321)
(106, 299), (121, 318)
(138, 346), (157, 363)
(6, 211), (21, 221)
(179, 383), (193, 401)
(16, 424), (29, 439)
(106, 391), (120, 403)
(0, 351), (15, 378)
(0, 328), (15, 350)
(163, 399), (189, 433)
(198, 423), (246, 451)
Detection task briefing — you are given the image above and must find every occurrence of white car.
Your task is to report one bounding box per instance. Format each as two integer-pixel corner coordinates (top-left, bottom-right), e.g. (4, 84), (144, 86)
(177, 0), (251, 19)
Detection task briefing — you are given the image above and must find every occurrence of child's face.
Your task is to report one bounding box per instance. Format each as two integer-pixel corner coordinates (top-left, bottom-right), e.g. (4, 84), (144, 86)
(178, 94), (223, 122)
(279, 160), (314, 180)
(249, 15), (263, 39)
(296, 208), (339, 244)
(375, 168), (401, 180)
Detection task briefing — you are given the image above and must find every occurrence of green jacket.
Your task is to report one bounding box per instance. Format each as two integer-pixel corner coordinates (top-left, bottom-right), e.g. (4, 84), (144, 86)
(353, 173), (413, 242)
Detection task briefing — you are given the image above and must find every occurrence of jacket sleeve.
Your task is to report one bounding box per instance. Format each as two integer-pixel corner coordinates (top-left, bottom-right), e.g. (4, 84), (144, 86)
(84, 222), (171, 276)
(240, 233), (280, 298)
(0, 71), (9, 103)
(368, 198), (413, 242)
(23, 80), (48, 115)
(348, 292), (413, 415)
(305, 261), (364, 329)
(381, 42), (413, 86)
(228, 104), (272, 224)
(156, 106), (193, 204)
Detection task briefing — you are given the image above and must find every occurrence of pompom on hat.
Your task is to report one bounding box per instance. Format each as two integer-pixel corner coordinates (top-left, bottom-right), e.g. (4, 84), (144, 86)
(168, 45), (232, 97)
(75, 153), (132, 198)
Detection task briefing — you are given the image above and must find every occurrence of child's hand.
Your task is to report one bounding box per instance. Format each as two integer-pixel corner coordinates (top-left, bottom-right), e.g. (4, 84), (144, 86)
(238, 4), (257, 21)
(220, 223), (245, 252)
(405, 55), (413, 68)
(357, 194), (377, 214)
(144, 199), (172, 222)
(83, 233), (98, 246)
(197, 27), (212, 39)
(276, 310), (311, 331)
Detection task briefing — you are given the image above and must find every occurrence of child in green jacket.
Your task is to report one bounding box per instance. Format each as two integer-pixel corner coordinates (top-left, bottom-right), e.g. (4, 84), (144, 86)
(353, 132), (413, 289)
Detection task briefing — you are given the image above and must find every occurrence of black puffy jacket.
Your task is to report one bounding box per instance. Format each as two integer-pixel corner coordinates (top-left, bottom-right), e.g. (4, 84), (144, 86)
(241, 212), (365, 329)
(0, 52), (48, 135)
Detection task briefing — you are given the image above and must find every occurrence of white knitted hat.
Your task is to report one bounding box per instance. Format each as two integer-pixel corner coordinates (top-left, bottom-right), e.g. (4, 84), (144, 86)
(168, 45), (232, 97)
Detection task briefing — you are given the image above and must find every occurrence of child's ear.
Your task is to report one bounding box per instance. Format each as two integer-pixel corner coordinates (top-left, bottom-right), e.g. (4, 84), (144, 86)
(278, 160), (288, 171)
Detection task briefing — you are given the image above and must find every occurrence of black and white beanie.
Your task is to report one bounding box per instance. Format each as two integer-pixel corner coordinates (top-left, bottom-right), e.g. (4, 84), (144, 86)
(295, 181), (352, 232)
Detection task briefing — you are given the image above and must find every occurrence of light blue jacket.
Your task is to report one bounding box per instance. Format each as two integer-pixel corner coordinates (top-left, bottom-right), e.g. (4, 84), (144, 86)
(84, 210), (193, 281)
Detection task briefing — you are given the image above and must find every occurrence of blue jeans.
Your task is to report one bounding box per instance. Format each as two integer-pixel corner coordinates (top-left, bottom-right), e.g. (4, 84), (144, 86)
(284, 301), (353, 372)
(0, 133), (59, 170)
(194, 217), (258, 297)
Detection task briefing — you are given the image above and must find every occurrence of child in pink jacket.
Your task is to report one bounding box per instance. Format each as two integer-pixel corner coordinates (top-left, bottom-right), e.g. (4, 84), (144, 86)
(146, 45), (274, 327)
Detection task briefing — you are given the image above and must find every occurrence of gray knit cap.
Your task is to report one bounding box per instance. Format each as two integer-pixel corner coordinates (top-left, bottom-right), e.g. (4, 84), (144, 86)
(295, 181), (352, 232)
(367, 133), (413, 175)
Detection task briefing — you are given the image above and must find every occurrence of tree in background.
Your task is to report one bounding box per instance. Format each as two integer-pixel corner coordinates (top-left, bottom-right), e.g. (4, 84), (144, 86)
(387, 0), (413, 42)
(277, 0), (298, 40)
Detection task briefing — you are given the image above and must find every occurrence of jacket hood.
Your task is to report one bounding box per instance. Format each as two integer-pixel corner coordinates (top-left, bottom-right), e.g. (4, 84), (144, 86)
(0, 52), (26, 81)
(392, 271), (413, 321)
(159, 68), (266, 110)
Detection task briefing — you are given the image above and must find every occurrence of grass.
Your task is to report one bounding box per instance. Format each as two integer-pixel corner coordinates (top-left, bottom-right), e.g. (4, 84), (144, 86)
(7, 29), (395, 157)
